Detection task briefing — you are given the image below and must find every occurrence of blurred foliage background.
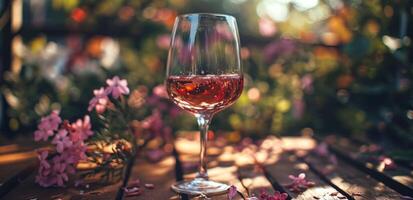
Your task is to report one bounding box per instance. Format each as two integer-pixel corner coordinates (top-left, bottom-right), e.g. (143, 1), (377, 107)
(0, 0), (412, 146)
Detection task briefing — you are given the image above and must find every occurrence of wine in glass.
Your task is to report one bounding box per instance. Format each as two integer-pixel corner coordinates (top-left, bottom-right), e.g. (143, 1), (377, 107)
(166, 13), (243, 195)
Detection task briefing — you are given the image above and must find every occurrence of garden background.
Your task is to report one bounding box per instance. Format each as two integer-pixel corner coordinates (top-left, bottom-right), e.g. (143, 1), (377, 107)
(1, 0), (412, 151)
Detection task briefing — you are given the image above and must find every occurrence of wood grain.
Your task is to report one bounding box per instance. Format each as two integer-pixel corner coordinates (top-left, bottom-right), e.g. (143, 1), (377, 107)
(124, 156), (178, 200)
(327, 137), (413, 196)
(177, 138), (247, 200)
(305, 152), (404, 200)
(264, 153), (346, 200)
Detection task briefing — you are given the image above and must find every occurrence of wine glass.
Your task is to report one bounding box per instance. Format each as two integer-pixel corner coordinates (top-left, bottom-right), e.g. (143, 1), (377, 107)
(166, 13), (243, 196)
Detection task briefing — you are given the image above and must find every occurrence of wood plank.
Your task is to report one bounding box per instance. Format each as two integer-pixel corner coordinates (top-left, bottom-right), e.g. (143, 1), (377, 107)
(0, 151), (37, 183)
(176, 137), (247, 199)
(0, 144), (36, 155)
(231, 137), (278, 198)
(304, 152), (405, 199)
(123, 156), (178, 200)
(0, 143), (38, 197)
(1, 172), (122, 200)
(2, 151), (176, 200)
(264, 153), (347, 200)
(0, 162), (36, 198)
(255, 136), (351, 200)
(0, 139), (38, 185)
(325, 136), (413, 197)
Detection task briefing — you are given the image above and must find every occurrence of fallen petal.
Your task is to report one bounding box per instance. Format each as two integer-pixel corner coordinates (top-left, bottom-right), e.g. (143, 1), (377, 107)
(144, 183), (155, 189)
(125, 190), (143, 197)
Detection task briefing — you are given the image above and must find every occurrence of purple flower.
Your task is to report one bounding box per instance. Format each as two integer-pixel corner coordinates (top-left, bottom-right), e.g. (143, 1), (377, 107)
(34, 110), (62, 141)
(263, 39), (296, 64)
(88, 87), (109, 113)
(286, 173), (315, 193)
(105, 76), (130, 99)
(260, 189), (288, 200)
(38, 150), (51, 170)
(35, 113), (92, 187)
(228, 185), (237, 200)
(142, 110), (172, 141)
(52, 156), (69, 187)
(52, 129), (73, 153)
(70, 115), (93, 142)
(301, 74), (313, 94)
(378, 156), (397, 171)
(153, 84), (168, 98)
(156, 34), (171, 49)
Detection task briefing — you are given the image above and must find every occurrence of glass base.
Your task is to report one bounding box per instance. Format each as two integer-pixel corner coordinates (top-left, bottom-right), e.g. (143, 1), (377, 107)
(171, 178), (230, 196)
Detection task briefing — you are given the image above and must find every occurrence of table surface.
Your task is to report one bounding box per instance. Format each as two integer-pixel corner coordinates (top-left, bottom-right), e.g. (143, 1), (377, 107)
(0, 134), (412, 200)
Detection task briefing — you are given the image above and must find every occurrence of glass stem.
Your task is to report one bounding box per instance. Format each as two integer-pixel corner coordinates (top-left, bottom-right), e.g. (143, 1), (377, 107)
(195, 114), (212, 180)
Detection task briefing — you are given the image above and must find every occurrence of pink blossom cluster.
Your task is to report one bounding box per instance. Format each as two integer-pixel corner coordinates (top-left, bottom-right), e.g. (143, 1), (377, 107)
(259, 190), (288, 200)
(34, 111), (93, 187)
(88, 76), (130, 113)
(286, 173), (315, 193)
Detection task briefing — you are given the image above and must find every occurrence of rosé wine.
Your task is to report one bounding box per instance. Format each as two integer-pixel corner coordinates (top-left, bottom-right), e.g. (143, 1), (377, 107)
(166, 74), (243, 115)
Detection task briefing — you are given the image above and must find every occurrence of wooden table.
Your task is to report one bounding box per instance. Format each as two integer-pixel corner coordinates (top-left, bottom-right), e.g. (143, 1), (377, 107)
(0, 134), (412, 200)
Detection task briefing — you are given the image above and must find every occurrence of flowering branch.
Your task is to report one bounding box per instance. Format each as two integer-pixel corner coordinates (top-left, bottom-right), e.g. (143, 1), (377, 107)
(34, 76), (179, 187)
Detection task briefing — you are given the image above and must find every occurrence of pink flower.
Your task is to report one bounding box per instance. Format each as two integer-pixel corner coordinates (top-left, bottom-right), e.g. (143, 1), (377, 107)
(228, 185), (237, 200)
(34, 129), (54, 142)
(105, 76), (130, 99)
(379, 156), (397, 171)
(52, 129), (73, 153)
(52, 156), (69, 187)
(301, 74), (313, 94)
(286, 173), (315, 193)
(36, 155), (70, 187)
(38, 111), (61, 131)
(142, 110), (170, 139)
(153, 84), (168, 98)
(35, 172), (54, 187)
(263, 39), (295, 64)
(38, 150), (51, 170)
(60, 149), (76, 164)
(70, 115), (93, 142)
(156, 34), (171, 49)
(259, 18), (277, 37)
(260, 189), (288, 200)
(35, 113), (91, 188)
(34, 110), (62, 141)
(88, 87), (109, 113)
